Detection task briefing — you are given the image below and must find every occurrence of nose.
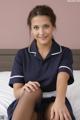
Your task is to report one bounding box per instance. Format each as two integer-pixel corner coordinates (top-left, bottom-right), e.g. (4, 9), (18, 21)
(39, 27), (44, 35)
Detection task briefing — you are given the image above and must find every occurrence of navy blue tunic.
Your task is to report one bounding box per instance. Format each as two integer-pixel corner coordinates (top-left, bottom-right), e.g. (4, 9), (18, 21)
(9, 39), (74, 90)
(7, 39), (75, 119)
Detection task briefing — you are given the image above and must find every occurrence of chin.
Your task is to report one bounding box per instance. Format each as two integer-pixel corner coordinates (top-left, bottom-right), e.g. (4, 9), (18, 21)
(38, 39), (51, 45)
(39, 41), (48, 45)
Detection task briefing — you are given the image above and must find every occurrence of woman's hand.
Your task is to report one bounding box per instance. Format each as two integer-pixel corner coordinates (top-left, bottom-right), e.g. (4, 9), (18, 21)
(50, 99), (72, 120)
(22, 81), (40, 92)
(13, 81), (40, 99)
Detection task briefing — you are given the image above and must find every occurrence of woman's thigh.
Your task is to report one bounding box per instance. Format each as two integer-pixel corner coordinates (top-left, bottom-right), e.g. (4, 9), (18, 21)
(31, 112), (38, 120)
(43, 101), (53, 120)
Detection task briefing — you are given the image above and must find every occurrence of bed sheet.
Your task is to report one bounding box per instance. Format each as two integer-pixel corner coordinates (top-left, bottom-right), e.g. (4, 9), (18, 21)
(0, 71), (80, 120)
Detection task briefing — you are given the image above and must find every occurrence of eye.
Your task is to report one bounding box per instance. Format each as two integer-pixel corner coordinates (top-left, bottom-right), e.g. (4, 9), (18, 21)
(33, 25), (39, 30)
(43, 24), (50, 28)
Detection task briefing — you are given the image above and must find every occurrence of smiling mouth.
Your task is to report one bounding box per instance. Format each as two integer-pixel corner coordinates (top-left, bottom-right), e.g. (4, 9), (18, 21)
(38, 36), (48, 39)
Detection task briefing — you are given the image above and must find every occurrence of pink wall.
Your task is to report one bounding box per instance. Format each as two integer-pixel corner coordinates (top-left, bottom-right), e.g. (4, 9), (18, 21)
(0, 0), (80, 49)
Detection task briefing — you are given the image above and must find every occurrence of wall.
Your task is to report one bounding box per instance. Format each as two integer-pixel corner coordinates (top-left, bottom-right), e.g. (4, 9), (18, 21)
(0, 0), (80, 49)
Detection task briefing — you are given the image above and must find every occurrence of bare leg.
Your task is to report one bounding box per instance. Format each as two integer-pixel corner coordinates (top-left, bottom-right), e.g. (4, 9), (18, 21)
(44, 102), (54, 120)
(12, 88), (42, 120)
(31, 112), (38, 120)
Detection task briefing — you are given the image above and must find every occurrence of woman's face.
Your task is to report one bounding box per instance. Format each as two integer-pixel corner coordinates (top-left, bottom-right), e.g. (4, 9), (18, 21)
(31, 15), (55, 46)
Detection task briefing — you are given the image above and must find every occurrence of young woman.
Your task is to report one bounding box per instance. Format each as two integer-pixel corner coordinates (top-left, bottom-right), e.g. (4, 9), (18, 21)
(7, 5), (75, 120)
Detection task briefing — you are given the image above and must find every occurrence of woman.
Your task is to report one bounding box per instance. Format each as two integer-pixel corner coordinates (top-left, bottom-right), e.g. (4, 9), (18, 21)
(7, 5), (75, 120)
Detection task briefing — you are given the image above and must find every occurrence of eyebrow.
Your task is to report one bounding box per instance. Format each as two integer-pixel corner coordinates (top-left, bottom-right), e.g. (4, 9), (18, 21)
(32, 23), (50, 27)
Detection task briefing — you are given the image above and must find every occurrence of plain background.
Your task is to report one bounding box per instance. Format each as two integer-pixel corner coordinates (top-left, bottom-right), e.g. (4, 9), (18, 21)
(0, 0), (80, 49)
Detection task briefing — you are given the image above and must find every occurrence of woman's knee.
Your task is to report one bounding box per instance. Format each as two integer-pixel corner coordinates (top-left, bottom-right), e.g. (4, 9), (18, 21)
(33, 87), (42, 101)
(20, 87), (42, 103)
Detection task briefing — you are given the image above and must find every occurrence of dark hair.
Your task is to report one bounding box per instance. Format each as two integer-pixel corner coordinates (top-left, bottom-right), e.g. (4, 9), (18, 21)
(27, 5), (56, 28)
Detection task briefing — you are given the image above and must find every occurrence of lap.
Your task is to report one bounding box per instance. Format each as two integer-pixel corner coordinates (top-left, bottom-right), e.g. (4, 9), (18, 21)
(36, 97), (75, 120)
(41, 97), (75, 120)
(7, 95), (75, 120)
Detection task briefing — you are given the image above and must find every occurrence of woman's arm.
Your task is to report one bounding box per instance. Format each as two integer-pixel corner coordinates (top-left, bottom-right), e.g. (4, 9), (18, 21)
(13, 83), (24, 99)
(50, 72), (72, 120)
(56, 71), (69, 103)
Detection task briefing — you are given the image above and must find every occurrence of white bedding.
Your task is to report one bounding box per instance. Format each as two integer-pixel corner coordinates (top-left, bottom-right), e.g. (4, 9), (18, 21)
(0, 71), (80, 120)
(67, 70), (80, 119)
(0, 71), (15, 120)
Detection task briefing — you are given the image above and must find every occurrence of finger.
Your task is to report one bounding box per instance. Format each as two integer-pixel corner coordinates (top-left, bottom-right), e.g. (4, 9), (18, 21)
(50, 108), (55, 119)
(23, 86), (31, 92)
(33, 82), (40, 87)
(64, 113), (69, 120)
(25, 83), (36, 92)
(59, 111), (64, 120)
(28, 81), (39, 90)
(66, 112), (72, 120)
(29, 81), (40, 89)
(66, 109), (72, 120)
(54, 111), (59, 120)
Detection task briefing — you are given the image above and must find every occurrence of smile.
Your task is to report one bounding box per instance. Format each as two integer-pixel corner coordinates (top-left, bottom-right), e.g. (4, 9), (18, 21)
(38, 36), (47, 39)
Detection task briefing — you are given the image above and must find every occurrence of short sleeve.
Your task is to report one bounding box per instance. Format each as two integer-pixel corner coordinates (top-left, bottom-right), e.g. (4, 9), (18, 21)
(58, 48), (74, 85)
(9, 50), (25, 88)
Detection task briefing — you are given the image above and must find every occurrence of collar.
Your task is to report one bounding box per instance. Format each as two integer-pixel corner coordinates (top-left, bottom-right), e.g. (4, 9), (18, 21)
(28, 39), (62, 56)
(50, 39), (62, 56)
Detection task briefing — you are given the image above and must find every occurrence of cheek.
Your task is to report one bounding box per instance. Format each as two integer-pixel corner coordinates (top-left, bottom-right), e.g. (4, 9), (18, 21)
(46, 27), (53, 33)
(49, 28), (54, 34)
(31, 30), (35, 35)
(47, 30), (53, 35)
(31, 31), (37, 38)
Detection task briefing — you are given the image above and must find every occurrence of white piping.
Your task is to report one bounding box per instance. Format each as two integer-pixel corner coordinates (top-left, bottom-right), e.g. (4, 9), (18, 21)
(28, 47), (36, 55)
(59, 66), (72, 72)
(51, 46), (62, 56)
(28, 44), (62, 56)
(10, 75), (24, 79)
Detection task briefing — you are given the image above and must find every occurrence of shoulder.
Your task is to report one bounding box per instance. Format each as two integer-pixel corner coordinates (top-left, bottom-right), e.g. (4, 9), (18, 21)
(16, 47), (29, 56)
(52, 39), (72, 55)
(14, 47), (29, 61)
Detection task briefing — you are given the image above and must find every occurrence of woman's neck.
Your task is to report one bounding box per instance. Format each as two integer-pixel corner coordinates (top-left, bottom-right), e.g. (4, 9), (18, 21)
(37, 40), (52, 59)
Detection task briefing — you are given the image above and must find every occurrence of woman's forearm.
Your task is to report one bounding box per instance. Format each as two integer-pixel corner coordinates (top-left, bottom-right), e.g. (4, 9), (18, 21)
(55, 72), (69, 103)
(13, 83), (24, 99)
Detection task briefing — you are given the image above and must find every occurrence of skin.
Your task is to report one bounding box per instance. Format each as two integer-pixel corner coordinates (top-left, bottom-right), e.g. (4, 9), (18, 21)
(12, 15), (72, 120)
(31, 15), (54, 59)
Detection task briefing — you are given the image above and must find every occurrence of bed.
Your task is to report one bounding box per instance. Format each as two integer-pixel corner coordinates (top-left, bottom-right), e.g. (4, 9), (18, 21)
(0, 49), (80, 120)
